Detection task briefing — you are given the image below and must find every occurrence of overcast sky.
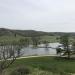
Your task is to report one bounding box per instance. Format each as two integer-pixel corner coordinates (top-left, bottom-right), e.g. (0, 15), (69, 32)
(0, 0), (75, 32)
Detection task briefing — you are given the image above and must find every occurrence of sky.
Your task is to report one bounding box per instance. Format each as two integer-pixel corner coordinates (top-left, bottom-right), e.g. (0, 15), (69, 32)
(0, 0), (75, 32)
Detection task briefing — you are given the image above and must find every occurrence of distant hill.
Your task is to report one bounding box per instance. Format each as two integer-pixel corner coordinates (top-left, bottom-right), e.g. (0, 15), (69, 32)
(0, 28), (48, 37)
(0, 28), (75, 37)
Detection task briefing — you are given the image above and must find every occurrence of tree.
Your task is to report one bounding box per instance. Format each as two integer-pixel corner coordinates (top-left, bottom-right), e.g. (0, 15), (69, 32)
(31, 37), (40, 47)
(19, 38), (30, 47)
(43, 40), (49, 48)
(14, 33), (17, 37)
(56, 47), (62, 56)
(60, 34), (70, 59)
(0, 41), (22, 75)
(71, 42), (75, 55)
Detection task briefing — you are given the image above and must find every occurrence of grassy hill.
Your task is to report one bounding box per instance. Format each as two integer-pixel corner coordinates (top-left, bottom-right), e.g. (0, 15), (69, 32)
(0, 28), (74, 44)
(0, 28), (48, 37)
(0, 28), (75, 37)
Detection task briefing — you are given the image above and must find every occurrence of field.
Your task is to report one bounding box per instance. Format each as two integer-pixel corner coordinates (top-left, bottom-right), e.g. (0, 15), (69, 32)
(0, 35), (31, 44)
(4, 56), (75, 75)
(40, 35), (60, 43)
(0, 35), (59, 44)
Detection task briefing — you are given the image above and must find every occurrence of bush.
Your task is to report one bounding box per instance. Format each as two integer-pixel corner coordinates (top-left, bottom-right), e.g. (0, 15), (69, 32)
(10, 66), (30, 75)
(56, 48), (62, 54)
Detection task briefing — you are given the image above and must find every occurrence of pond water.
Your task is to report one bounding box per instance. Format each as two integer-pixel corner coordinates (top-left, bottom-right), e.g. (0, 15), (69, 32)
(21, 43), (60, 56)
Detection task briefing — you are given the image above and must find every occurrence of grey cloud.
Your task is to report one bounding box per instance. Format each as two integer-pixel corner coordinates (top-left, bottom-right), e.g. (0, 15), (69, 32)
(0, 0), (75, 32)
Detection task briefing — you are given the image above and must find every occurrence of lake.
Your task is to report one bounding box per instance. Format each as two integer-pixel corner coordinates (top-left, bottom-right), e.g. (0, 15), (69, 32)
(21, 43), (60, 56)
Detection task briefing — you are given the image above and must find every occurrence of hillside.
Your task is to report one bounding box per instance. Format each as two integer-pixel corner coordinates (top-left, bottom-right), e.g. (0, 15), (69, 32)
(0, 28), (48, 37)
(0, 28), (75, 37)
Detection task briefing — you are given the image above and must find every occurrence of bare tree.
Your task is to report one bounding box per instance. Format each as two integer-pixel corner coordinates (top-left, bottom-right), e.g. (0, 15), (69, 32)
(0, 42), (22, 75)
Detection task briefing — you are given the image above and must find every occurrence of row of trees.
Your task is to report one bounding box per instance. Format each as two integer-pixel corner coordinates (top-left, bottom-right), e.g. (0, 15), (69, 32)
(31, 36), (50, 48)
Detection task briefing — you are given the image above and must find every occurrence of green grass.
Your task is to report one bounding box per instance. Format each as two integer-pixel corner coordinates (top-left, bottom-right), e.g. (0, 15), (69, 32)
(5, 56), (75, 75)
(40, 35), (60, 43)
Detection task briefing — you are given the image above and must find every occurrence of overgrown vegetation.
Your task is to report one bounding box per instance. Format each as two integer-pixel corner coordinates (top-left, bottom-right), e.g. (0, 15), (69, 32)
(10, 66), (30, 75)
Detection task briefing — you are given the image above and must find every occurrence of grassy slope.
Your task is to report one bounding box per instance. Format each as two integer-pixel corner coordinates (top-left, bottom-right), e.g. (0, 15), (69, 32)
(0, 35), (31, 44)
(40, 35), (60, 42)
(0, 35), (59, 44)
(5, 56), (75, 75)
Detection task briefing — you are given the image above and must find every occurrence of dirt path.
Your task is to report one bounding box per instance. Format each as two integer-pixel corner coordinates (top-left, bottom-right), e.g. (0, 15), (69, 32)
(16, 55), (57, 60)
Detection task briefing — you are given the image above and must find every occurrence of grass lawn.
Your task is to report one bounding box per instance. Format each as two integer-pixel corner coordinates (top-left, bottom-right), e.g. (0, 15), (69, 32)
(4, 56), (75, 75)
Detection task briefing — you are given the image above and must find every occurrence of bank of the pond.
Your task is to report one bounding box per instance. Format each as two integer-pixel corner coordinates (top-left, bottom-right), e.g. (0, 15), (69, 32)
(17, 55), (57, 59)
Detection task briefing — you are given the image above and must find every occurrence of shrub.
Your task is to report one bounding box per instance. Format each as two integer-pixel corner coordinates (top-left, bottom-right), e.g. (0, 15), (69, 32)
(10, 66), (30, 75)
